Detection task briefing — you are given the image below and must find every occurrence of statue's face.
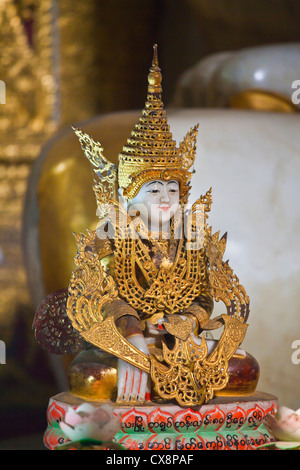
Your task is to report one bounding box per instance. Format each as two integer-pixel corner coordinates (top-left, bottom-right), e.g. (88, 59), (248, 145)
(128, 180), (180, 231)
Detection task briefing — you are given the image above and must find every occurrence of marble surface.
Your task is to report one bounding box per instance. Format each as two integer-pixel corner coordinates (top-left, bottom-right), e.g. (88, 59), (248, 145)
(172, 43), (300, 109)
(167, 108), (300, 411)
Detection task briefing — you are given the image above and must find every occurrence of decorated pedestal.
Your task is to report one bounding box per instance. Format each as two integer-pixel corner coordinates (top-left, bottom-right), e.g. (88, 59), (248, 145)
(44, 391), (277, 450)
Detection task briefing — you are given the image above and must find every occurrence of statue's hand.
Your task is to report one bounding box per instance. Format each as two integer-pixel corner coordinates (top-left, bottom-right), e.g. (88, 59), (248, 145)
(117, 334), (150, 403)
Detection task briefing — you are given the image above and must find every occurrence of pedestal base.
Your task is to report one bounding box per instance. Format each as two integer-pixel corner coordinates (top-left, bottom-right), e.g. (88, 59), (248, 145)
(44, 391), (278, 450)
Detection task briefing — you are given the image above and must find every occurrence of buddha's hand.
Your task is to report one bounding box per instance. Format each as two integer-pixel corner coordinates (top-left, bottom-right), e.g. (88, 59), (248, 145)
(117, 334), (150, 403)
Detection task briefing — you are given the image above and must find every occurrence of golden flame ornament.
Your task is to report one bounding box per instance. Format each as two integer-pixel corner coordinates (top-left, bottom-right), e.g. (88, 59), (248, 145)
(118, 44), (199, 203)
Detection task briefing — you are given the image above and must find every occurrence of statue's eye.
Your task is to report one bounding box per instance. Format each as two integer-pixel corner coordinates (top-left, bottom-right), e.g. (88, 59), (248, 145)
(147, 189), (159, 193)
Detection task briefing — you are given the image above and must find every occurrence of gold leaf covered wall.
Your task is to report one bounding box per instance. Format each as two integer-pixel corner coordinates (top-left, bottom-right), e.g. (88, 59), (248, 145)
(0, 0), (57, 337)
(0, 0), (156, 337)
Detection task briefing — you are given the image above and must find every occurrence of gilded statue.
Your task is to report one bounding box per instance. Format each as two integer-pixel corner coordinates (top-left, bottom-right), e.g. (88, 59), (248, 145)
(33, 45), (258, 407)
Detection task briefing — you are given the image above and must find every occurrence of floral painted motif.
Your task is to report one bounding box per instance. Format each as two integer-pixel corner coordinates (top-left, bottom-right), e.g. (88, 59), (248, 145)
(46, 401), (66, 427)
(44, 401), (69, 449)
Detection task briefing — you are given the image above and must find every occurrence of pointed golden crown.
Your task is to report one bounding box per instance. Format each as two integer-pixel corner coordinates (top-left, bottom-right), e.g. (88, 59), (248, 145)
(118, 44), (199, 202)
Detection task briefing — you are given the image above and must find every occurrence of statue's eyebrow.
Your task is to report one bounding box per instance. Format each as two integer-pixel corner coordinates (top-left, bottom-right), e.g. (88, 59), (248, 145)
(146, 181), (163, 187)
(167, 180), (179, 185)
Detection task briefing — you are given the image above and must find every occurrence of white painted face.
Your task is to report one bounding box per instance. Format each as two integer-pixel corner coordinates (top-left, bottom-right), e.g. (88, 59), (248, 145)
(128, 180), (180, 232)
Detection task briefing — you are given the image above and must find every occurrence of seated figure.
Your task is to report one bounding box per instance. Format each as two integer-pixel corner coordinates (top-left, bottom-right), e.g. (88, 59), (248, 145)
(33, 45), (259, 406)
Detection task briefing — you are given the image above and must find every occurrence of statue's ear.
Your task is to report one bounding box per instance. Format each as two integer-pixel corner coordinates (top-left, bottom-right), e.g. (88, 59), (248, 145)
(118, 187), (128, 210)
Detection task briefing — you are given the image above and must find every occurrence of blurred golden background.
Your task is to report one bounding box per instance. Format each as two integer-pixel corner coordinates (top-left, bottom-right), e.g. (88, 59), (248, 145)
(1, 0), (300, 446)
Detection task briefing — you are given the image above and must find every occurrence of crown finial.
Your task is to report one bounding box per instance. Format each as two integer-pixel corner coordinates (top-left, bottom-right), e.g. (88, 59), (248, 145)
(118, 44), (198, 202)
(148, 44), (162, 94)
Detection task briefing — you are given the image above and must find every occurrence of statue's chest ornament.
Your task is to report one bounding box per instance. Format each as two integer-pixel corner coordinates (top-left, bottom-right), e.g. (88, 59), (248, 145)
(144, 268), (194, 313)
(113, 230), (206, 320)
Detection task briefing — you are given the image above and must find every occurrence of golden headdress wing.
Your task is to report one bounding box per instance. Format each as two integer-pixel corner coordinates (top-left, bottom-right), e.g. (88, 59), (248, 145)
(187, 188), (250, 323)
(205, 227), (250, 323)
(72, 126), (117, 220)
(117, 44), (199, 203)
(179, 123), (199, 172)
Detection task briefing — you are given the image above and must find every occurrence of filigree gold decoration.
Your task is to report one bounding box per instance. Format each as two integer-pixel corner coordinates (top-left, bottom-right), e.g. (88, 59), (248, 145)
(163, 315), (194, 341)
(66, 207), (249, 405)
(206, 228), (250, 322)
(150, 336), (208, 406)
(67, 45), (251, 406)
(71, 127), (117, 220)
(66, 229), (151, 372)
(144, 269), (194, 312)
(67, 230), (118, 332)
(79, 317), (151, 373)
(151, 315), (247, 406)
(112, 217), (210, 323)
(179, 123), (199, 171)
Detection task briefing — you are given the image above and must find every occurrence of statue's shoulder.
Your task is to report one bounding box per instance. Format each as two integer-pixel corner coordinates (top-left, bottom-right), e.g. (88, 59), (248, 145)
(74, 230), (114, 262)
(93, 235), (114, 260)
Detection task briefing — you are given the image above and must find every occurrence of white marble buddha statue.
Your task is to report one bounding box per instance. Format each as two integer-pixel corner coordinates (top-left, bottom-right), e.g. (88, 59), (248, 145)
(33, 45), (259, 406)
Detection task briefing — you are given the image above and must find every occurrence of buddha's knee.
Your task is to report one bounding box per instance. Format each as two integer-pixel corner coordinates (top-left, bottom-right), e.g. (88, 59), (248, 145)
(216, 350), (260, 397)
(68, 348), (118, 401)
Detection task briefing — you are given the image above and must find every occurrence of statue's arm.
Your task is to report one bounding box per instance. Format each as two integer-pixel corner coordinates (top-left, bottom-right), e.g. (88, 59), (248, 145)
(101, 298), (151, 403)
(181, 293), (216, 330)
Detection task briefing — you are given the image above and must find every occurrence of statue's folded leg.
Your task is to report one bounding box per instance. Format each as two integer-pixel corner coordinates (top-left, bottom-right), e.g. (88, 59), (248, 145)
(68, 299), (153, 403)
(117, 335), (151, 403)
